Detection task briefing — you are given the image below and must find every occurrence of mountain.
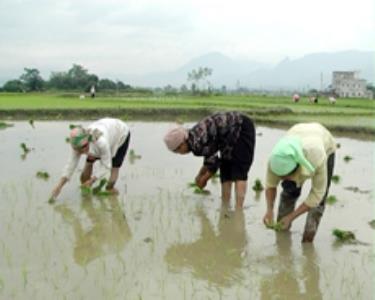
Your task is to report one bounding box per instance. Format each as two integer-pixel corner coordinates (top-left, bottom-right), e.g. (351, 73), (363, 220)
(128, 52), (267, 88)
(128, 50), (374, 90)
(244, 50), (375, 90)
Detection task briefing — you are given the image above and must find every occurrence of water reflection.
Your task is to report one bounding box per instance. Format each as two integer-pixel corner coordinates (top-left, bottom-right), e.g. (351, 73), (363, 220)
(260, 233), (322, 299)
(54, 196), (132, 266)
(165, 208), (247, 286)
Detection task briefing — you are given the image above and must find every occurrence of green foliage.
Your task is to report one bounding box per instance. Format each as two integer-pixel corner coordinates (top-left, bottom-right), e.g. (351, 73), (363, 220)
(187, 182), (197, 188)
(69, 124), (79, 130)
(80, 186), (92, 196)
(326, 195), (337, 205)
(266, 222), (283, 232)
(92, 179), (107, 195)
(187, 182), (210, 195)
(331, 175), (340, 183)
(129, 149), (142, 159)
(20, 68), (44, 91)
(193, 187), (210, 195)
(36, 171), (50, 180)
(252, 178), (264, 192)
(2, 79), (24, 92)
(332, 228), (356, 242)
(81, 180), (112, 197)
(0, 122), (13, 129)
(0, 94), (373, 134)
(343, 155), (353, 162)
(20, 143), (30, 154)
(187, 67), (213, 94)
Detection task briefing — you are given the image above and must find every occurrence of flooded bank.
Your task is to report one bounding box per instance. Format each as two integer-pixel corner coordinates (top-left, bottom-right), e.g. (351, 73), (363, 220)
(0, 121), (374, 299)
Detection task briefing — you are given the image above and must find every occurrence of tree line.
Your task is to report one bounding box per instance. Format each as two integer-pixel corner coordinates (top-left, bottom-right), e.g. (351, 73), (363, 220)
(0, 64), (132, 93)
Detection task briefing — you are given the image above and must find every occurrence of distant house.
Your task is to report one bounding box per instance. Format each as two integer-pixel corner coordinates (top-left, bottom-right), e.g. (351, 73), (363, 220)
(332, 71), (373, 98)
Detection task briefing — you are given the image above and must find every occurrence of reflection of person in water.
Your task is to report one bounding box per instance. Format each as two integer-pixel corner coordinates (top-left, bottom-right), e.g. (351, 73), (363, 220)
(54, 196), (132, 266)
(260, 233), (323, 299)
(165, 209), (247, 286)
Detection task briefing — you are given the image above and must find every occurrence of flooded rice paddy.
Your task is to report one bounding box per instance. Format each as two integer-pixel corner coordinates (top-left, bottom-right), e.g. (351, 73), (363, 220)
(0, 121), (374, 299)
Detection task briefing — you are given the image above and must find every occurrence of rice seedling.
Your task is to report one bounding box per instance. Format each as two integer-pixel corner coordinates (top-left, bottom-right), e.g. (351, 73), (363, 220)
(36, 171), (50, 180)
(80, 178), (112, 197)
(128, 149), (142, 164)
(48, 197), (56, 204)
(65, 137), (70, 143)
(129, 149), (141, 159)
(331, 175), (340, 184)
(368, 220), (375, 229)
(29, 119), (35, 128)
(20, 143), (31, 154)
(326, 195), (337, 205)
(187, 182), (197, 188)
(332, 228), (356, 242)
(193, 187), (210, 195)
(187, 182), (210, 195)
(69, 124), (79, 129)
(252, 178), (264, 192)
(92, 178), (112, 196)
(266, 222), (283, 232)
(80, 186), (92, 196)
(0, 121), (13, 129)
(343, 155), (353, 162)
(22, 265), (28, 288)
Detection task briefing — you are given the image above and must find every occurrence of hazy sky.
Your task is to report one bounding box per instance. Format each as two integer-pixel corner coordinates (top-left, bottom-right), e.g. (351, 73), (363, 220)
(0, 0), (374, 80)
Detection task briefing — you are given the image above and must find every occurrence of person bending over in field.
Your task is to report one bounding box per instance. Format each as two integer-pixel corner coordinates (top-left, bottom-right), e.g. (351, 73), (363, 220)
(50, 118), (130, 200)
(263, 122), (336, 242)
(163, 111), (256, 209)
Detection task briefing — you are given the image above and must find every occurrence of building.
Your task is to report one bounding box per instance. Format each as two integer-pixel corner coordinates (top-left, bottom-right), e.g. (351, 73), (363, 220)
(331, 71), (373, 98)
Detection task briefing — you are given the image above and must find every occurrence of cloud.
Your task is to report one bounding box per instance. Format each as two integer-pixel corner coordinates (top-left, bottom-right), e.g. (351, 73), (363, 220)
(0, 0), (373, 82)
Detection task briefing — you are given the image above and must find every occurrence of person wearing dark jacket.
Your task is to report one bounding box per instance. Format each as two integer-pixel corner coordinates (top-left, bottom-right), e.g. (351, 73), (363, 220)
(163, 111), (256, 209)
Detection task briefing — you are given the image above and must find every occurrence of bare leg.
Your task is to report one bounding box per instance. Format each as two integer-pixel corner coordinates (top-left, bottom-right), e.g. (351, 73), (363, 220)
(235, 180), (247, 209)
(221, 181), (232, 208)
(80, 162), (93, 183)
(302, 153), (335, 243)
(106, 168), (120, 190)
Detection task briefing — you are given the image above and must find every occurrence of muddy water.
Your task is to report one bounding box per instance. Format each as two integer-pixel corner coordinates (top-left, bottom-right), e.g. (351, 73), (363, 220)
(0, 121), (373, 299)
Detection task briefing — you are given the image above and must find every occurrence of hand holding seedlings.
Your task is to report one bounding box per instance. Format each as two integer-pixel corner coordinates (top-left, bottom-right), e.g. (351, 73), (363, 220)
(266, 221), (283, 232)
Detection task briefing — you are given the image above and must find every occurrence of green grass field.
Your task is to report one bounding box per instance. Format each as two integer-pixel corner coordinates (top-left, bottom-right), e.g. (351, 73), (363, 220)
(0, 93), (374, 136)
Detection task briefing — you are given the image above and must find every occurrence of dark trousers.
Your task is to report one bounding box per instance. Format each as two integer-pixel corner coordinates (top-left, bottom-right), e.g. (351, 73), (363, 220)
(277, 153), (335, 242)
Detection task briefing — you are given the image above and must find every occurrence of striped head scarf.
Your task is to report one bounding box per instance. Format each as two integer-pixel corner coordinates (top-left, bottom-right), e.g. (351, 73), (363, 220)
(70, 127), (91, 149)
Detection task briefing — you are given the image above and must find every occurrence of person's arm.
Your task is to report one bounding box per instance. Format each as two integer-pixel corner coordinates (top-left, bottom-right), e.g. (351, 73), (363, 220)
(195, 165), (214, 189)
(279, 203), (310, 229)
(263, 187), (277, 225)
(280, 163), (327, 229)
(51, 149), (80, 199)
(263, 163), (281, 226)
(51, 176), (69, 199)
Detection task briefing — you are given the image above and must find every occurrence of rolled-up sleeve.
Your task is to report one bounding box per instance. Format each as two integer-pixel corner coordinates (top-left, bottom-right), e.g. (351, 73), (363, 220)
(265, 162), (281, 188)
(203, 155), (220, 173)
(304, 163), (327, 207)
(62, 148), (81, 180)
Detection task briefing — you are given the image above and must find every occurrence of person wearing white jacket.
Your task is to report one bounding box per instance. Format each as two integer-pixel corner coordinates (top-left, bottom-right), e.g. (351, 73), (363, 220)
(51, 118), (130, 200)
